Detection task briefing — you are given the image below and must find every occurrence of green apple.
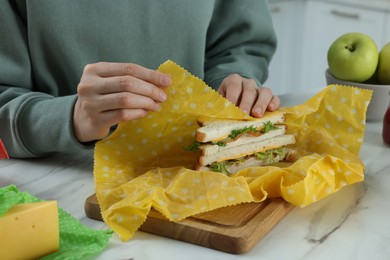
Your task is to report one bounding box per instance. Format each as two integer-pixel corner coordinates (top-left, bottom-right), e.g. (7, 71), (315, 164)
(327, 32), (379, 82)
(377, 42), (390, 84)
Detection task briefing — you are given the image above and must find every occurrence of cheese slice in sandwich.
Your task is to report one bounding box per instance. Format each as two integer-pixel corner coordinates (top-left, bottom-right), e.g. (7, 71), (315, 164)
(185, 111), (297, 175)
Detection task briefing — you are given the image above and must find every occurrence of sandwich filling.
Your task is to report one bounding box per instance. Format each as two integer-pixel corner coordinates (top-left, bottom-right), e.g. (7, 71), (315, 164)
(185, 113), (297, 175)
(201, 147), (297, 175)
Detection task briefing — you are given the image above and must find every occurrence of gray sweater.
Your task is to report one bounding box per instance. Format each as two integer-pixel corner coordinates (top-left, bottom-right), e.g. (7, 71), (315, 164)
(0, 0), (276, 158)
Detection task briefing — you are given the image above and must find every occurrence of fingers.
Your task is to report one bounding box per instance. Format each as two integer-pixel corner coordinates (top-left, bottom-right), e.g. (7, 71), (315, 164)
(218, 74), (242, 106)
(217, 74), (280, 118)
(73, 62), (172, 143)
(267, 95), (281, 111)
(238, 79), (258, 115)
(83, 62), (171, 88)
(86, 92), (161, 112)
(94, 109), (149, 132)
(75, 108), (149, 142)
(251, 87), (273, 117)
(97, 76), (167, 103)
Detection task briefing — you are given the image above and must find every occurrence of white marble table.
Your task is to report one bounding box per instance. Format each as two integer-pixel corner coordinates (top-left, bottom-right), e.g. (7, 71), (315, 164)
(1, 91), (389, 260)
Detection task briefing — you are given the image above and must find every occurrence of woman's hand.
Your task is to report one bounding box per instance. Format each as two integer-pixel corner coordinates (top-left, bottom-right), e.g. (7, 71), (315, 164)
(73, 62), (171, 143)
(217, 74), (280, 117)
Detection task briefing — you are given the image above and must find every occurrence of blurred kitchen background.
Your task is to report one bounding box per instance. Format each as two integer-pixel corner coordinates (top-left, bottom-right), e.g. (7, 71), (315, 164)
(265, 0), (390, 94)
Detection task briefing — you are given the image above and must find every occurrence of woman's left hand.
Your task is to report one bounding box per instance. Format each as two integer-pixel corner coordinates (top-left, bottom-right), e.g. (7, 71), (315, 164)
(217, 74), (280, 118)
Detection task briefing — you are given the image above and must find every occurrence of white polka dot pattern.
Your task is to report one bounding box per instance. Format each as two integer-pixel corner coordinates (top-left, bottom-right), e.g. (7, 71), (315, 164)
(94, 62), (369, 242)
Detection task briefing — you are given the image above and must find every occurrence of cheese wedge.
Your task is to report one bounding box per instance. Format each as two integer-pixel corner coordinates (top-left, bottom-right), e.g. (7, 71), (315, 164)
(0, 201), (59, 259)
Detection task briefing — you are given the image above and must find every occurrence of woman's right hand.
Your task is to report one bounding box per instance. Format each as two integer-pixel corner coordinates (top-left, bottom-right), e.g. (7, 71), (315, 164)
(73, 62), (171, 143)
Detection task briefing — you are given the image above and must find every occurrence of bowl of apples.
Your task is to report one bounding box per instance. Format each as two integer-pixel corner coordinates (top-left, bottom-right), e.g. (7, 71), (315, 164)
(326, 32), (390, 122)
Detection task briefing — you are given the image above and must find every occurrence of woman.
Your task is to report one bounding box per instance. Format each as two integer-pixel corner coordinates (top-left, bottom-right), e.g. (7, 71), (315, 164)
(0, 0), (279, 157)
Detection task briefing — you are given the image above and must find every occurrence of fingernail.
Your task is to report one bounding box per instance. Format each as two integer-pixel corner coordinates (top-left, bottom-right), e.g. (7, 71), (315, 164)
(153, 103), (161, 111)
(160, 91), (167, 102)
(161, 75), (171, 86)
(242, 109), (249, 115)
(254, 107), (262, 116)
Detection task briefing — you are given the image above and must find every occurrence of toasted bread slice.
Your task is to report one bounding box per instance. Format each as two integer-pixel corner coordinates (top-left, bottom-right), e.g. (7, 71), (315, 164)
(199, 125), (287, 156)
(196, 112), (285, 143)
(196, 148), (297, 174)
(198, 134), (295, 166)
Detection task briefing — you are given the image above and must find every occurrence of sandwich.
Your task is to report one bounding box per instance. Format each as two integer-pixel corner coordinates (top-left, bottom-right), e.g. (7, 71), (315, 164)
(185, 111), (297, 175)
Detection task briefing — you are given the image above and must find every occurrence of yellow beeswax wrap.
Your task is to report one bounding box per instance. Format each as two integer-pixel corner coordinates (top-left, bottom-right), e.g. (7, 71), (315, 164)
(94, 60), (372, 241)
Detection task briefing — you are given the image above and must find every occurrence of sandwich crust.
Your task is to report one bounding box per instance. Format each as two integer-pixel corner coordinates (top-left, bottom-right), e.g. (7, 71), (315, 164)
(196, 112), (285, 143)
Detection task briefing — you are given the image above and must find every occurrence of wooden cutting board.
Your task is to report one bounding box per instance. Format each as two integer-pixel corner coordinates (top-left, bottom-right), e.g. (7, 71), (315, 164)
(84, 194), (294, 254)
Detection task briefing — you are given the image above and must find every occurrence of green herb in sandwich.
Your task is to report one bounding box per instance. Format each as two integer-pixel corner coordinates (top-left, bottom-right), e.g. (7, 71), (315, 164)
(228, 125), (258, 139)
(261, 121), (278, 133)
(254, 148), (286, 163)
(184, 141), (202, 151)
(228, 121), (278, 140)
(214, 141), (227, 147)
(210, 162), (231, 175)
(184, 140), (226, 152)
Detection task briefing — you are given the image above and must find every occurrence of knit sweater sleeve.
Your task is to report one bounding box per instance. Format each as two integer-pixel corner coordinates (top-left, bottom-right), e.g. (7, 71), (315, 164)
(0, 2), (91, 158)
(204, 0), (277, 89)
